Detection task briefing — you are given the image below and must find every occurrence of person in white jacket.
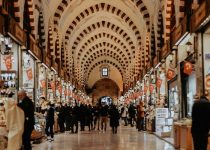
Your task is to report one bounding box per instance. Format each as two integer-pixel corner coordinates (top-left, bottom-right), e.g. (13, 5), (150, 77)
(4, 94), (25, 150)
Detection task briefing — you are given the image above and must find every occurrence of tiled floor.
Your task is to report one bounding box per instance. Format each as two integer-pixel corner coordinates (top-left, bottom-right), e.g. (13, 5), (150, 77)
(33, 126), (175, 150)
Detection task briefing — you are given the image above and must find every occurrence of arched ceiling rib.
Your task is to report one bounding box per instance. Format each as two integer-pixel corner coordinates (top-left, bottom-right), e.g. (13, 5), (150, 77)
(49, 0), (153, 90)
(76, 32), (133, 63)
(68, 21), (137, 56)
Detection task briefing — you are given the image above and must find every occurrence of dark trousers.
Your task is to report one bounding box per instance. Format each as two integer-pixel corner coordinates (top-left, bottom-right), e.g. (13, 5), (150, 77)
(111, 126), (118, 134)
(192, 133), (208, 150)
(22, 128), (33, 150)
(45, 123), (54, 138)
(122, 117), (127, 126)
(58, 118), (65, 132)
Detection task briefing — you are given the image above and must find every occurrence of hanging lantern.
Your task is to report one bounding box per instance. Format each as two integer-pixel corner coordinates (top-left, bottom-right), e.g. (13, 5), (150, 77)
(184, 61), (193, 75)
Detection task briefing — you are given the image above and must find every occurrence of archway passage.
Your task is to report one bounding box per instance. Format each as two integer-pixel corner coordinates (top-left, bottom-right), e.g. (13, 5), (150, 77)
(91, 78), (120, 104)
(98, 96), (113, 106)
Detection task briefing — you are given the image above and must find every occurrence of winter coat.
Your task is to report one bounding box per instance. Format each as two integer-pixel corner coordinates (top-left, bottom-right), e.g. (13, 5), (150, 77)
(109, 108), (120, 127)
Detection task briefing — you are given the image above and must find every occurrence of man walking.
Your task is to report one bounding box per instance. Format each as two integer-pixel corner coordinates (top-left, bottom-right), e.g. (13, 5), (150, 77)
(191, 96), (210, 150)
(18, 90), (35, 150)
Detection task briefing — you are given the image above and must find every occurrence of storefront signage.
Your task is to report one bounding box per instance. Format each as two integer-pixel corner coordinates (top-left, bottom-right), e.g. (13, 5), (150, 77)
(153, 56), (158, 67)
(191, 1), (208, 32)
(171, 16), (188, 45)
(45, 57), (51, 68)
(29, 35), (42, 60)
(167, 69), (175, 80)
(183, 61), (193, 75)
(156, 78), (162, 88)
(8, 17), (26, 46)
(52, 61), (58, 72)
(161, 41), (170, 60)
(60, 69), (64, 78)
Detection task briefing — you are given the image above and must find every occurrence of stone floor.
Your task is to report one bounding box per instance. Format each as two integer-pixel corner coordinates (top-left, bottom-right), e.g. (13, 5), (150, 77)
(33, 126), (175, 150)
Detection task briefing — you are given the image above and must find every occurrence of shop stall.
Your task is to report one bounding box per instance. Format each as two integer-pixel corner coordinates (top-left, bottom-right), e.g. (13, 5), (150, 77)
(0, 34), (19, 100)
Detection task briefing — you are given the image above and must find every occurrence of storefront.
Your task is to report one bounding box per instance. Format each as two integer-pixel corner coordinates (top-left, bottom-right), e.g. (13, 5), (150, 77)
(20, 51), (35, 101)
(0, 34), (19, 100)
(203, 28), (210, 97)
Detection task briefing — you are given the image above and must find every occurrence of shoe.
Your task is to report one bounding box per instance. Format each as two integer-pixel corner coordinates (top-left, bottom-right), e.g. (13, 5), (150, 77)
(47, 136), (51, 141)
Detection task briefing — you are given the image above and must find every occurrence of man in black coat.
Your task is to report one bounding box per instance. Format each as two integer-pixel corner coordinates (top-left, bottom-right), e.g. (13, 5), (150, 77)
(45, 102), (55, 141)
(18, 90), (35, 150)
(191, 96), (210, 150)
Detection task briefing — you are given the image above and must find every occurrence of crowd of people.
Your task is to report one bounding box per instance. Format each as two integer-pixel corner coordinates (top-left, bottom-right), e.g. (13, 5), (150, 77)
(0, 89), (209, 150)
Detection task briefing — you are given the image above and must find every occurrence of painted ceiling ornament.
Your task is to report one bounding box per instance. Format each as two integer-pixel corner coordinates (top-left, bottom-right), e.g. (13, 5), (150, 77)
(167, 69), (175, 80)
(156, 78), (162, 88)
(183, 61), (193, 75)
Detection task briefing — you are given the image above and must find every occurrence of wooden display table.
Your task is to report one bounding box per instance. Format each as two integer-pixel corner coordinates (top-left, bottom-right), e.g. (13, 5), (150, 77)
(174, 124), (181, 149)
(180, 125), (193, 150)
(174, 124), (193, 150)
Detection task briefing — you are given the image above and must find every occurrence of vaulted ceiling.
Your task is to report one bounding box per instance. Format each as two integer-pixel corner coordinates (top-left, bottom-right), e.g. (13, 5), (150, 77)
(45, 0), (160, 92)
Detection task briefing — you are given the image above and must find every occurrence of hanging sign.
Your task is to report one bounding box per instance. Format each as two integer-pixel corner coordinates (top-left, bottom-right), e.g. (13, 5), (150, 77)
(50, 81), (55, 91)
(149, 84), (154, 93)
(206, 74), (210, 89)
(26, 68), (33, 80)
(167, 69), (175, 80)
(184, 61), (193, 75)
(144, 86), (148, 93)
(40, 79), (46, 88)
(58, 85), (62, 94)
(64, 89), (68, 96)
(4, 55), (12, 70)
(156, 78), (162, 88)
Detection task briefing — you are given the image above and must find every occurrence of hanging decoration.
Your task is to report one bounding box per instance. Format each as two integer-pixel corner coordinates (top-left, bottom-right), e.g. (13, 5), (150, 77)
(144, 86), (148, 93)
(3, 55), (12, 70)
(50, 81), (55, 91)
(156, 78), (162, 88)
(26, 68), (33, 80)
(40, 79), (46, 88)
(149, 84), (154, 93)
(58, 84), (62, 94)
(167, 69), (175, 80)
(184, 61), (193, 75)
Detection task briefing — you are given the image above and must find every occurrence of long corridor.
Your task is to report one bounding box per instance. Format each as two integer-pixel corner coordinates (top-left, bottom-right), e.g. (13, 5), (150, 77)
(33, 127), (174, 150)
